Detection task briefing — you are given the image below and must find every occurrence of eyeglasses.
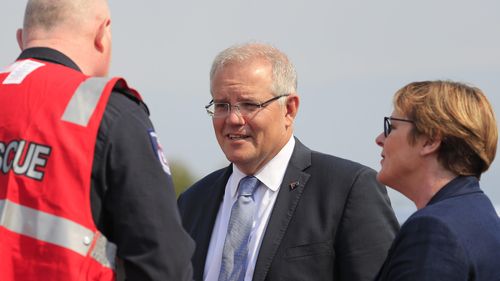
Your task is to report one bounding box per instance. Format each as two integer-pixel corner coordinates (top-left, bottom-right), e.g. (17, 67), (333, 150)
(384, 116), (414, 137)
(205, 94), (290, 118)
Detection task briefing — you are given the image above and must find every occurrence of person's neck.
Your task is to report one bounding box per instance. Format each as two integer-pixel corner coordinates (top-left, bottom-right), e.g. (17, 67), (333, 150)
(23, 38), (94, 76)
(411, 166), (457, 209)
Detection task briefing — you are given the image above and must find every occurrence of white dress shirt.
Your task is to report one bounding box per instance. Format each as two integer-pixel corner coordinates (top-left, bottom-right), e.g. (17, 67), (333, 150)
(203, 136), (296, 281)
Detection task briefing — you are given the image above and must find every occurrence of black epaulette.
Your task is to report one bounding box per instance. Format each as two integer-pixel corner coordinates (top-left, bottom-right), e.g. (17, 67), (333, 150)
(112, 84), (150, 115)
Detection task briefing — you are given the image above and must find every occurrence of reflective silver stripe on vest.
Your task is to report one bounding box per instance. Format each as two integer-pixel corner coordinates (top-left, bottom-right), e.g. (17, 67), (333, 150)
(91, 232), (117, 269)
(0, 199), (116, 269)
(61, 77), (109, 126)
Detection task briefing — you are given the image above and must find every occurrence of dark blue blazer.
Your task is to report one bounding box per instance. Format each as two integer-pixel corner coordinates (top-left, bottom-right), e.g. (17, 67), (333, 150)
(375, 176), (500, 281)
(179, 138), (399, 281)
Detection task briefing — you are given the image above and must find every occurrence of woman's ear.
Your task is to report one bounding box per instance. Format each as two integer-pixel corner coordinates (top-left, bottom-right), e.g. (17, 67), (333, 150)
(420, 136), (442, 156)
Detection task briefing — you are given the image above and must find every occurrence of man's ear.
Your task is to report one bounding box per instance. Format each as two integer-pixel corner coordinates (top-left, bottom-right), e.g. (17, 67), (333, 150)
(16, 28), (24, 50)
(284, 94), (299, 125)
(420, 136), (442, 156)
(94, 18), (111, 52)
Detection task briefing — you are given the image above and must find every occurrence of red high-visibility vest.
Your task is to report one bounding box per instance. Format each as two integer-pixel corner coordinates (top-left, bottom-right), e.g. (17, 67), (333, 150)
(0, 59), (142, 280)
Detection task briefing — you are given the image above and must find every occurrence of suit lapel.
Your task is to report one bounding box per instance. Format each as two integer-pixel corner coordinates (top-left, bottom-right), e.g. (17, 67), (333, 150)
(192, 166), (232, 281)
(252, 138), (312, 281)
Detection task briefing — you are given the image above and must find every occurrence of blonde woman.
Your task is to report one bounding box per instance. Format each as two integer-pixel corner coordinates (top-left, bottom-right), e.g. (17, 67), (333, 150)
(374, 81), (500, 280)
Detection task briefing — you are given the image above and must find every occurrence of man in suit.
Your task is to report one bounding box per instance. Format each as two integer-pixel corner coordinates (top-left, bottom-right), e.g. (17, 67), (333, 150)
(178, 43), (399, 281)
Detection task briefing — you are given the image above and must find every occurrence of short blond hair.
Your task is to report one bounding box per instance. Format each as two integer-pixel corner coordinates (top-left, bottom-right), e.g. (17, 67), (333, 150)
(394, 80), (497, 177)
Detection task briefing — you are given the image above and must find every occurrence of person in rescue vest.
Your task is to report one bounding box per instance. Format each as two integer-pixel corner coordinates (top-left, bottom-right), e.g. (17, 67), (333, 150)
(0, 0), (194, 280)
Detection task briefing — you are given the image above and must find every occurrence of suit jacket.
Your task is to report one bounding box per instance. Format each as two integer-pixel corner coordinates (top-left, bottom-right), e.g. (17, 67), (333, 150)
(374, 176), (500, 281)
(178, 138), (399, 281)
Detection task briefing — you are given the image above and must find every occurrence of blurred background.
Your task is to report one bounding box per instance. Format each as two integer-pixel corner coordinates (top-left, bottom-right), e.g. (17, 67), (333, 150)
(2, 0), (499, 222)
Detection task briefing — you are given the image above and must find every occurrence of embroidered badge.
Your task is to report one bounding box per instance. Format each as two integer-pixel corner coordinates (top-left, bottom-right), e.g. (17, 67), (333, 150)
(148, 130), (171, 175)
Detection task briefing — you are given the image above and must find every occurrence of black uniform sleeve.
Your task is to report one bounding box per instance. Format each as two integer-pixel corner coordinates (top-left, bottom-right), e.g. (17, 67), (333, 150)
(90, 92), (194, 281)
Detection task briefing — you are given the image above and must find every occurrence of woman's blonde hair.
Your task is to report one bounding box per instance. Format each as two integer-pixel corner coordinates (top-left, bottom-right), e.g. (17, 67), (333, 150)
(394, 80), (497, 177)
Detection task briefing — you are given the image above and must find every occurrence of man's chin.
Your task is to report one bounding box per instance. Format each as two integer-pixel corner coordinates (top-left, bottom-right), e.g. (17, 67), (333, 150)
(225, 154), (248, 164)
(222, 143), (251, 159)
(224, 151), (252, 166)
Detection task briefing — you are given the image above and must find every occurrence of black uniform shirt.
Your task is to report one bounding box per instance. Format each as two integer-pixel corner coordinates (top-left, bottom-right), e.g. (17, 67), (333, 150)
(17, 47), (194, 281)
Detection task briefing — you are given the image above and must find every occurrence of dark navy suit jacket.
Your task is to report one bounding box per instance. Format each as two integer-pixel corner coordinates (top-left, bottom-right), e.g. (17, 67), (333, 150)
(375, 176), (500, 281)
(179, 138), (399, 281)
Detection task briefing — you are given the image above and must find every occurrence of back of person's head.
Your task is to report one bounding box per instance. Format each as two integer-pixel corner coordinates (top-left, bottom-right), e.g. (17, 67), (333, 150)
(24, 0), (83, 32)
(23, 0), (107, 39)
(393, 80), (498, 178)
(20, 0), (111, 76)
(210, 42), (298, 101)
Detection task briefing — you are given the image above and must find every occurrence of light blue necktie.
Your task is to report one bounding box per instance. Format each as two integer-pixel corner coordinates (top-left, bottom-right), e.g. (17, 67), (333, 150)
(218, 176), (260, 281)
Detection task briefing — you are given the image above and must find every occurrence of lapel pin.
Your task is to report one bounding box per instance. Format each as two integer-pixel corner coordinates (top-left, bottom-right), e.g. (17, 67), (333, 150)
(289, 181), (300, 190)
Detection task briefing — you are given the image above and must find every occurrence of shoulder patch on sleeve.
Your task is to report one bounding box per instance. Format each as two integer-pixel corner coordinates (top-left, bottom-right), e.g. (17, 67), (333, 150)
(148, 130), (171, 175)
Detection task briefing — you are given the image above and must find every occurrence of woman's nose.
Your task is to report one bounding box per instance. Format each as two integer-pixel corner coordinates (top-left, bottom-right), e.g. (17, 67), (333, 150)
(375, 132), (385, 147)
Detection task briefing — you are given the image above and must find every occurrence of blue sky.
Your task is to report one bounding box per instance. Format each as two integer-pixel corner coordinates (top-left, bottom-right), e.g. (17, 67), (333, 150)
(2, 0), (499, 221)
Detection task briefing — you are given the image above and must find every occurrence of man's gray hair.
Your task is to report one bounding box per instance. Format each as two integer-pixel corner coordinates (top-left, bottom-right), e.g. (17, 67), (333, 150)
(210, 43), (298, 99)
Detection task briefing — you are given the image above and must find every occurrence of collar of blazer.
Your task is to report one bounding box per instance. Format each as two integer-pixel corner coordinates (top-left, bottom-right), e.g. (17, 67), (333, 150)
(252, 137), (312, 281)
(427, 176), (481, 207)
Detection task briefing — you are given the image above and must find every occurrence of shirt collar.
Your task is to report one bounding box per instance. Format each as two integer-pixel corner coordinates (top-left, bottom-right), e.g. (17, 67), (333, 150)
(17, 47), (81, 72)
(230, 136), (296, 197)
